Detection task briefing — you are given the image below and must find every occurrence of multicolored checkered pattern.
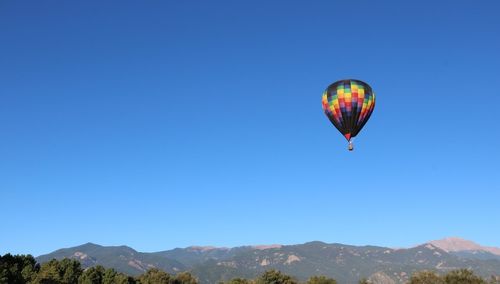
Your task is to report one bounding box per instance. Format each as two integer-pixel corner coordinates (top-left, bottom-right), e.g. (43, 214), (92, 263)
(322, 79), (375, 141)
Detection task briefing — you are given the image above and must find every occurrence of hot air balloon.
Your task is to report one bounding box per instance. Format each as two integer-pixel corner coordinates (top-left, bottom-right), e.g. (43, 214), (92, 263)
(322, 79), (375, 151)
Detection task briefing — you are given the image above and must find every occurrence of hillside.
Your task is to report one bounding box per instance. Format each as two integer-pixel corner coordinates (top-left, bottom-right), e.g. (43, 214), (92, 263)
(36, 238), (500, 284)
(36, 242), (186, 276)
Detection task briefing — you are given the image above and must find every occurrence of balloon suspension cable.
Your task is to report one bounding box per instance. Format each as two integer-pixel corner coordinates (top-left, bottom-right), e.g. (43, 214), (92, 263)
(348, 141), (354, 151)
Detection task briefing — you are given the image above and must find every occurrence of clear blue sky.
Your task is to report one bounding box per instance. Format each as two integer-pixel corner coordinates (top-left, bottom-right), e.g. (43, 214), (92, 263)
(1, 0), (499, 256)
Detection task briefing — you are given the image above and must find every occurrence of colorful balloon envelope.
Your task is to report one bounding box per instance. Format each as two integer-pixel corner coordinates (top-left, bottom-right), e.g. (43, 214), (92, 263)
(322, 79), (375, 151)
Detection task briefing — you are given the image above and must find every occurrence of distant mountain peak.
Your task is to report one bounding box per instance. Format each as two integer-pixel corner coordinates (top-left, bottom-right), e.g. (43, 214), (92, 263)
(80, 242), (101, 247)
(429, 237), (484, 252)
(187, 246), (229, 252)
(251, 244), (282, 250)
(185, 244), (283, 251)
(429, 237), (500, 256)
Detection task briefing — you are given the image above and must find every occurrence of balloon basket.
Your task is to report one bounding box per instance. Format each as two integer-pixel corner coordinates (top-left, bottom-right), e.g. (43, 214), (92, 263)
(348, 141), (354, 151)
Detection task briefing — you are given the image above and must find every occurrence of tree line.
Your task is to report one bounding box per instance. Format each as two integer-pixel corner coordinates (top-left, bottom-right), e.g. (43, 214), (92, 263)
(1, 253), (499, 284)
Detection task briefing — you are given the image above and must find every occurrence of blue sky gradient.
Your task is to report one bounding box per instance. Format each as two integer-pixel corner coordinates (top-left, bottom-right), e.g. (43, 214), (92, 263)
(1, 0), (499, 256)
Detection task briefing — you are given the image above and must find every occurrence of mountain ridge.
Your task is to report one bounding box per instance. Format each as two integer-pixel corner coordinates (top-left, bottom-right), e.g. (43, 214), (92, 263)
(35, 237), (500, 284)
(429, 237), (500, 256)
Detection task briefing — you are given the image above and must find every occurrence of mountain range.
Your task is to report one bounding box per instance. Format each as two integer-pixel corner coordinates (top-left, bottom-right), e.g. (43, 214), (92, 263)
(36, 237), (500, 284)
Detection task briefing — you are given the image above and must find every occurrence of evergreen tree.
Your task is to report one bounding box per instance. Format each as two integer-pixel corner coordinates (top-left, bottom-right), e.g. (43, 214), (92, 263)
(0, 254), (39, 284)
(444, 269), (486, 284)
(173, 271), (198, 284)
(137, 268), (171, 284)
(409, 270), (444, 284)
(255, 270), (297, 284)
(224, 278), (252, 284)
(306, 275), (337, 284)
(102, 268), (135, 284)
(79, 265), (105, 284)
(34, 258), (83, 284)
